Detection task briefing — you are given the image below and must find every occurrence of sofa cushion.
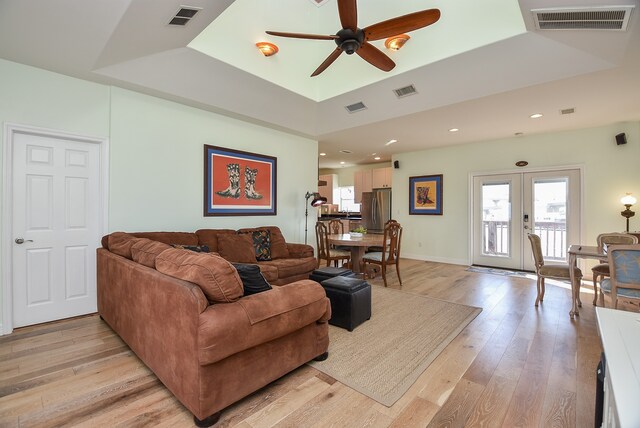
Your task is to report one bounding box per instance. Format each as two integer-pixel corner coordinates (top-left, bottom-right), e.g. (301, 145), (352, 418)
(107, 232), (140, 259)
(240, 229), (271, 261)
(232, 263), (272, 296)
(198, 280), (330, 364)
(172, 244), (210, 253)
(217, 234), (257, 263)
(256, 264), (278, 282)
(156, 248), (243, 304)
(195, 229), (237, 253)
(131, 239), (172, 268)
(237, 226), (290, 259)
(259, 257), (318, 279)
(130, 231), (199, 246)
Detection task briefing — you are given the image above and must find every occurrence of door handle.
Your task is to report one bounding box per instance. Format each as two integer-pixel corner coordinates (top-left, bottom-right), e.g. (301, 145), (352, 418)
(15, 238), (34, 244)
(524, 226), (529, 230)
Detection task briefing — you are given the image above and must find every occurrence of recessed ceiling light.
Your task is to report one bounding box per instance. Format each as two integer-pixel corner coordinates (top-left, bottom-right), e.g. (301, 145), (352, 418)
(319, 152), (326, 156)
(449, 128), (459, 132)
(530, 113), (543, 119)
(374, 156), (381, 160)
(371, 152), (377, 156)
(385, 139), (397, 146)
(340, 161), (345, 164)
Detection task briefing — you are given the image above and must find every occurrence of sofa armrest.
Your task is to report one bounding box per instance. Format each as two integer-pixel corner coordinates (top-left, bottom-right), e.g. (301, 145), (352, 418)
(97, 249), (208, 416)
(286, 242), (314, 259)
(198, 279), (330, 365)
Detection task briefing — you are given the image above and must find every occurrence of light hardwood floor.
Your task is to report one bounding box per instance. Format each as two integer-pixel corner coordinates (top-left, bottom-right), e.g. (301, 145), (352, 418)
(1, 260), (622, 427)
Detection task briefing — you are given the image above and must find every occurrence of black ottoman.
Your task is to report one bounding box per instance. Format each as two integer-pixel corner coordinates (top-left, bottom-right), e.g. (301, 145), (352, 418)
(310, 266), (353, 283)
(321, 276), (371, 331)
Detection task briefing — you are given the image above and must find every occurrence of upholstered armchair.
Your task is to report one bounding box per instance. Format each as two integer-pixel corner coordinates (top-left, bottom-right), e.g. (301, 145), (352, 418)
(591, 232), (638, 305)
(599, 244), (640, 309)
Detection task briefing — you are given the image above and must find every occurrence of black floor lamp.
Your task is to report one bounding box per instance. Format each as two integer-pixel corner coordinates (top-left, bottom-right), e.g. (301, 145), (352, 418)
(305, 191), (327, 244)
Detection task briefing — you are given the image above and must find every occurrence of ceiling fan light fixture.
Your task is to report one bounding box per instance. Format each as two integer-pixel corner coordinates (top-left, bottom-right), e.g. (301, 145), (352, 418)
(385, 34), (410, 51)
(256, 42), (278, 57)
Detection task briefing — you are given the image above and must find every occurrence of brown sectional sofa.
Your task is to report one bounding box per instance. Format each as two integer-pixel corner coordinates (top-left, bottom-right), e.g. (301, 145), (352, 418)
(97, 227), (330, 426)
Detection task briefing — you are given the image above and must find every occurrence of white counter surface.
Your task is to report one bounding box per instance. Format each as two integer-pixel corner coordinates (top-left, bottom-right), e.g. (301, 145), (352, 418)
(595, 307), (640, 427)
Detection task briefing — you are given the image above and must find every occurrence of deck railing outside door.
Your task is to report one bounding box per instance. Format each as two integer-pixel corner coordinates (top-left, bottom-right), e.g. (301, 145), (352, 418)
(482, 220), (567, 260)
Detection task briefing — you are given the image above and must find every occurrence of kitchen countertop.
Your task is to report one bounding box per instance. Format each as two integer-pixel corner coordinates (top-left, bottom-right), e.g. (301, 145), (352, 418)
(319, 214), (362, 220)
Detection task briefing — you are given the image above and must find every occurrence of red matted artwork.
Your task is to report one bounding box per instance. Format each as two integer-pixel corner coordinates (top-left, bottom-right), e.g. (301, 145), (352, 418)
(203, 145), (277, 216)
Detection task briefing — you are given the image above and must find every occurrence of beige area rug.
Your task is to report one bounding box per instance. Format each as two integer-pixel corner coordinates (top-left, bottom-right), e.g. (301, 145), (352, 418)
(309, 286), (481, 407)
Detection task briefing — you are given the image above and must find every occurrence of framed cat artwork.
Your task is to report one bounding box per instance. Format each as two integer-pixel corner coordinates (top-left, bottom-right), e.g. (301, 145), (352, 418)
(409, 174), (443, 215)
(204, 145), (277, 216)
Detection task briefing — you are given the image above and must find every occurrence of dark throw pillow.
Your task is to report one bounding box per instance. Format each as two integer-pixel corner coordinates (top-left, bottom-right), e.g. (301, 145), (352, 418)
(172, 244), (210, 253)
(232, 263), (272, 296)
(240, 229), (272, 261)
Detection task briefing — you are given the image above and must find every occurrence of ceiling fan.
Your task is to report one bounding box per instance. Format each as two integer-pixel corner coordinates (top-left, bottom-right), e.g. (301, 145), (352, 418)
(265, 0), (441, 77)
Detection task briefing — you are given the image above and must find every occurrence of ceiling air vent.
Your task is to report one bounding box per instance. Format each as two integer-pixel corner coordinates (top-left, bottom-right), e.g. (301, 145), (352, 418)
(560, 107), (576, 115)
(168, 6), (201, 26)
(345, 102), (367, 113)
(393, 84), (418, 98)
(532, 6), (634, 31)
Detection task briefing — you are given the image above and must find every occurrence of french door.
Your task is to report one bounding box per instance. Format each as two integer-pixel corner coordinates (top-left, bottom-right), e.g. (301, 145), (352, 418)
(472, 169), (581, 271)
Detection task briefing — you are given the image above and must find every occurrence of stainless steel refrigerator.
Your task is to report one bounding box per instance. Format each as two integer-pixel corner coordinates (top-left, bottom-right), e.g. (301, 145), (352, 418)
(361, 189), (392, 233)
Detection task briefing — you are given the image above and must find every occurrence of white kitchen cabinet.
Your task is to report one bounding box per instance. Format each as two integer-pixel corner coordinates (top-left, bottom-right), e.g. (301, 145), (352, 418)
(372, 167), (392, 189)
(354, 170), (372, 203)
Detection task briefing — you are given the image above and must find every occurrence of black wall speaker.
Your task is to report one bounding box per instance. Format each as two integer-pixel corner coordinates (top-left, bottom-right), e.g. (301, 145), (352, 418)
(616, 133), (627, 145)
(393, 160), (400, 169)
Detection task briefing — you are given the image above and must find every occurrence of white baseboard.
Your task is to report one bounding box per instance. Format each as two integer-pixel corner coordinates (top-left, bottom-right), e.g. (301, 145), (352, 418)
(402, 253), (469, 266)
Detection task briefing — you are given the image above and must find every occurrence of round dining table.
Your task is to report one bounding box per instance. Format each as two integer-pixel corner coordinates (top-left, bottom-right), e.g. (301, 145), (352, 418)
(328, 233), (387, 274)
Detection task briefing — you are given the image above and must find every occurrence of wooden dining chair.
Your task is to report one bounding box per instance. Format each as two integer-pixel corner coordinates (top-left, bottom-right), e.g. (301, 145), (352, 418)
(362, 221), (402, 287)
(327, 219), (344, 234)
(527, 233), (582, 307)
(315, 221), (350, 268)
(591, 232), (638, 305)
(599, 244), (640, 309)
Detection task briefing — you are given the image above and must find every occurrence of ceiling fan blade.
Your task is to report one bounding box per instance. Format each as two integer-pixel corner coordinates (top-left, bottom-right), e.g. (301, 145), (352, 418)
(356, 42), (395, 72)
(266, 31), (338, 40)
(311, 48), (343, 77)
(363, 9), (441, 41)
(337, 0), (358, 31)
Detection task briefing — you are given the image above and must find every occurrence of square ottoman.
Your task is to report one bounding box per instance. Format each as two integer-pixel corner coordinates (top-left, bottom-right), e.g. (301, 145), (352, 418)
(309, 266), (353, 283)
(321, 276), (371, 331)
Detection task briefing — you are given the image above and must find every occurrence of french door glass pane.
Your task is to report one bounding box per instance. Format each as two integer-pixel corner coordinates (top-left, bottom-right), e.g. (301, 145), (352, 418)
(533, 179), (568, 261)
(482, 183), (511, 257)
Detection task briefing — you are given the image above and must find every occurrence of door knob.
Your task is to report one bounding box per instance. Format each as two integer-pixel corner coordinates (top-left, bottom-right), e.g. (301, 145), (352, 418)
(524, 226), (529, 230)
(15, 238), (33, 244)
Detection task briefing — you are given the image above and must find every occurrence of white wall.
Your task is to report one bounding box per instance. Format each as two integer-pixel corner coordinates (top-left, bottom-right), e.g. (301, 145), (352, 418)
(0, 59), (318, 332)
(108, 87), (317, 238)
(393, 122), (640, 264)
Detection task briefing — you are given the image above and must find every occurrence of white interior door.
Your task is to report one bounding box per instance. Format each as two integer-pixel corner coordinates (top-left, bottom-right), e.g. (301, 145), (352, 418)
(11, 130), (102, 328)
(473, 169), (581, 271)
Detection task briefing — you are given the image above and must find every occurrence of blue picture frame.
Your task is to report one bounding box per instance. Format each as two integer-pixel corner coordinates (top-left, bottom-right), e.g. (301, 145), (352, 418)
(409, 174), (443, 215)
